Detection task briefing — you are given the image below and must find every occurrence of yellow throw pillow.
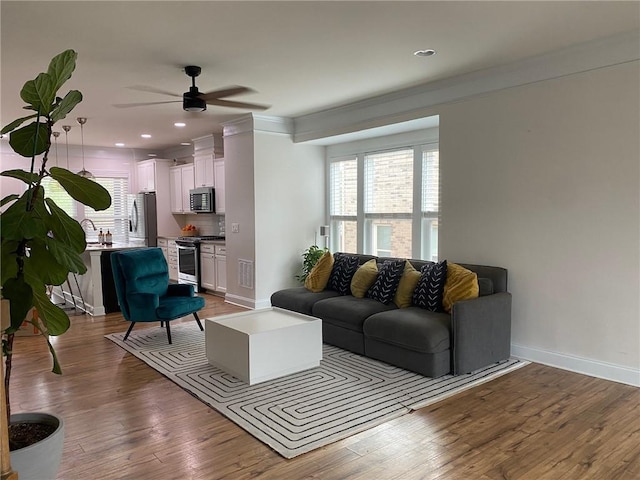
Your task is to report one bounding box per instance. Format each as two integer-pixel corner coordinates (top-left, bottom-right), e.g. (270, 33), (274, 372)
(304, 251), (334, 292)
(442, 262), (479, 313)
(393, 261), (421, 308)
(350, 259), (378, 298)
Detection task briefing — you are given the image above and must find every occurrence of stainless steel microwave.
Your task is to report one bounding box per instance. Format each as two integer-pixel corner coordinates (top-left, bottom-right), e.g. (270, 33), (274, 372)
(189, 187), (215, 213)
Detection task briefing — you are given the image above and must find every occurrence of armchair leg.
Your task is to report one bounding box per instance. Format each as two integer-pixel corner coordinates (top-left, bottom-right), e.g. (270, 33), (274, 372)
(194, 312), (204, 331)
(165, 321), (172, 344)
(123, 322), (136, 341)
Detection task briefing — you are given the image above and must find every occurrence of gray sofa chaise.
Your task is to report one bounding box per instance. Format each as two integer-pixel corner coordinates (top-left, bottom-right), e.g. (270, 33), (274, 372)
(270, 254), (511, 378)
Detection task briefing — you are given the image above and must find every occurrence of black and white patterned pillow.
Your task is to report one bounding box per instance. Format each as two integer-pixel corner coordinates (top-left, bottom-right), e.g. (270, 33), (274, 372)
(327, 253), (361, 295)
(366, 259), (405, 304)
(413, 260), (448, 311)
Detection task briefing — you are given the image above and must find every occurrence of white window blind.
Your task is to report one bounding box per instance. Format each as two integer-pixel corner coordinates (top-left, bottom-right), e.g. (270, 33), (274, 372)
(42, 175), (129, 243)
(330, 158), (358, 253)
(364, 149), (413, 215)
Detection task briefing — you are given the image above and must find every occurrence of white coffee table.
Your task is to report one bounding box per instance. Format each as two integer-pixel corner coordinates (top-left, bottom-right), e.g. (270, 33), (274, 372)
(205, 307), (322, 385)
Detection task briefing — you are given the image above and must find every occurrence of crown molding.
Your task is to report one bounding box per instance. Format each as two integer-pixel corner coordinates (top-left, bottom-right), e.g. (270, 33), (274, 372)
(293, 30), (640, 143)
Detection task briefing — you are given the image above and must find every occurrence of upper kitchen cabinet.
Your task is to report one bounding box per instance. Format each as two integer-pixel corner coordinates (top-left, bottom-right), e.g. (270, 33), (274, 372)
(137, 159), (171, 193)
(170, 164), (195, 214)
(194, 153), (214, 187)
(192, 133), (223, 188)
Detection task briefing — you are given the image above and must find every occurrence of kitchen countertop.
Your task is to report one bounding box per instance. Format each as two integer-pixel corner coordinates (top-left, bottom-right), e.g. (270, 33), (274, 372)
(85, 242), (148, 252)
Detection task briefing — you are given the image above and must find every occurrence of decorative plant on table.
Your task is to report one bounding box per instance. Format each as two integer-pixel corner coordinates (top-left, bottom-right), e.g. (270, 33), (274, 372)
(0, 50), (111, 449)
(296, 245), (328, 283)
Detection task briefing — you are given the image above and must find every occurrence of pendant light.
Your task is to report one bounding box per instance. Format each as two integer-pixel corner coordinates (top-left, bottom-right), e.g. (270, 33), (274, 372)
(62, 125), (72, 169)
(76, 117), (94, 179)
(52, 131), (60, 167)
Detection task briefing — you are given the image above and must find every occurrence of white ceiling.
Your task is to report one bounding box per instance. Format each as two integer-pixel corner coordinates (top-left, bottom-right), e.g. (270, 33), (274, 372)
(2, 1), (638, 153)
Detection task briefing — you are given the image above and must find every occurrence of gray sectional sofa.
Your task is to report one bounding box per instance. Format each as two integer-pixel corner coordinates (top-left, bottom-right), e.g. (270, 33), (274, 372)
(270, 254), (512, 378)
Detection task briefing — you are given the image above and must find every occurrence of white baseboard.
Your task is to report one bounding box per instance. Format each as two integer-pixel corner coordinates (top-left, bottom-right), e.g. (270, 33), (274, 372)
(224, 293), (255, 310)
(511, 343), (640, 387)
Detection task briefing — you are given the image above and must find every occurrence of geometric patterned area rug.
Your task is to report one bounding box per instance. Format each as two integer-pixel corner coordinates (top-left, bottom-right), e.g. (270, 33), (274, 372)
(106, 324), (527, 458)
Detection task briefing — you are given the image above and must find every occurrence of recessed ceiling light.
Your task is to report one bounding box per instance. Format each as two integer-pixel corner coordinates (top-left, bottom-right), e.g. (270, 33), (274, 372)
(148, 153), (157, 157)
(141, 134), (152, 139)
(180, 142), (191, 146)
(115, 143), (125, 147)
(174, 122), (186, 128)
(414, 49), (436, 57)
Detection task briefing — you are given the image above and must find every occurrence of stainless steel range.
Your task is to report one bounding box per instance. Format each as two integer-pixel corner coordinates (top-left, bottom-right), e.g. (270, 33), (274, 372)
(175, 235), (225, 292)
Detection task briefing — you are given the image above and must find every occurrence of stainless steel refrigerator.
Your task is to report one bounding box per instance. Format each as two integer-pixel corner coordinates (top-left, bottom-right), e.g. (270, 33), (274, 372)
(128, 192), (157, 246)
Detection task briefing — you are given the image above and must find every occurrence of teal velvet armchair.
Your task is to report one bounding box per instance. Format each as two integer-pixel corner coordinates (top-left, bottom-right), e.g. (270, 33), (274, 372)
(111, 248), (205, 343)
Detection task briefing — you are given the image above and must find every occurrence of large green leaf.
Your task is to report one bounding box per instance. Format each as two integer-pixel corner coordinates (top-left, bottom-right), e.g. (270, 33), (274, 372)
(0, 113), (38, 135)
(50, 167), (111, 211)
(44, 236), (87, 275)
(32, 288), (70, 338)
(24, 239), (70, 286)
(1, 169), (39, 185)
(0, 192), (49, 241)
(47, 49), (77, 93)
(50, 90), (82, 123)
(20, 72), (55, 115)
(45, 198), (86, 253)
(9, 121), (50, 157)
(0, 240), (20, 285)
(1, 194), (20, 208)
(2, 276), (34, 333)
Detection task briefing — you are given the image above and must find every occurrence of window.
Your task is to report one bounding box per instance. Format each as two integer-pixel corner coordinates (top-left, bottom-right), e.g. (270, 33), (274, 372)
(364, 148), (413, 258)
(328, 139), (439, 260)
(42, 175), (129, 243)
(329, 158), (358, 253)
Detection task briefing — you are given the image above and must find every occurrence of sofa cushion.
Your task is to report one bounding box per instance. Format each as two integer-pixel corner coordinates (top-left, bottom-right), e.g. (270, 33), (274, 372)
(327, 253), (361, 295)
(350, 259), (378, 298)
(393, 261), (421, 308)
(443, 262), (479, 313)
(313, 295), (397, 333)
(270, 287), (341, 316)
(478, 277), (494, 296)
(413, 260), (448, 312)
(366, 259), (405, 304)
(364, 307), (451, 354)
(304, 250), (334, 292)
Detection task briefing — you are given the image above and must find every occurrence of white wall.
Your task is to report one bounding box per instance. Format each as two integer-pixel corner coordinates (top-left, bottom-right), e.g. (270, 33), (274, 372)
(222, 115), (325, 308)
(438, 61), (639, 385)
(254, 131), (325, 306)
(222, 127), (256, 308)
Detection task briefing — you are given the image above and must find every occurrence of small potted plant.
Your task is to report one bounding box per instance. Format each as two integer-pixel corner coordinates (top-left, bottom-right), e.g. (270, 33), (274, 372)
(296, 245), (329, 283)
(1, 50), (111, 479)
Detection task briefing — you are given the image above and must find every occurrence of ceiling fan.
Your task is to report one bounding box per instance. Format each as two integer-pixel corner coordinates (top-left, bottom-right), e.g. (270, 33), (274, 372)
(113, 65), (269, 112)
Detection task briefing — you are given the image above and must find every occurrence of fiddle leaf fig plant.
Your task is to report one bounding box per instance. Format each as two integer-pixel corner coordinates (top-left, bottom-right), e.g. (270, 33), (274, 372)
(1, 49), (111, 421)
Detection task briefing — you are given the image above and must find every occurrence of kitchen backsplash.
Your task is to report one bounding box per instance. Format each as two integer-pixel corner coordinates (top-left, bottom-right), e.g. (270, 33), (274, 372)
(183, 213), (225, 236)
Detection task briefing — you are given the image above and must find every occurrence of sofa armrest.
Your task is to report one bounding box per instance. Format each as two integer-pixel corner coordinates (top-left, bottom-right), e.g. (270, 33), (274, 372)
(166, 283), (195, 297)
(451, 292), (512, 374)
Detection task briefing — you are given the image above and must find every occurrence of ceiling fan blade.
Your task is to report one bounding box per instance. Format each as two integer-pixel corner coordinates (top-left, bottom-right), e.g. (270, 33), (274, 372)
(199, 86), (255, 101)
(127, 85), (182, 98)
(113, 100), (182, 108)
(205, 98), (270, 110)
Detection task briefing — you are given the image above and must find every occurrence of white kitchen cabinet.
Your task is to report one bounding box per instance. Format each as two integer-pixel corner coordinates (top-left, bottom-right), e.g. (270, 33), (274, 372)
(137, 159), (157, 192)
(200, 244), (216, 291)
(169, 164), (195, 214)
(214, 245), (227, 293)
(213, 159), (225, 214)
(194, 153), (214, 187)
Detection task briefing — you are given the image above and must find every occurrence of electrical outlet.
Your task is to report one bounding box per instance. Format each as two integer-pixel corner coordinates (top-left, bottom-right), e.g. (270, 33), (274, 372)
(231, 223), (240, 233)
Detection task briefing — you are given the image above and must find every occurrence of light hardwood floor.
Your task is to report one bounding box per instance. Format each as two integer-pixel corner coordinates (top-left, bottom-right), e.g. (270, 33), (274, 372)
(8, 294), (640, 479)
